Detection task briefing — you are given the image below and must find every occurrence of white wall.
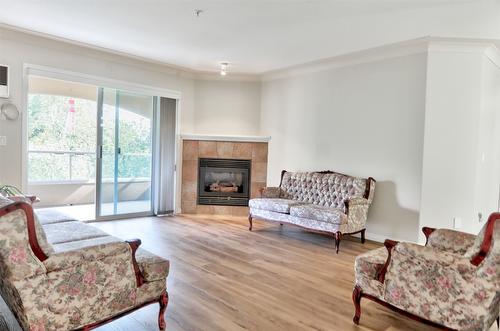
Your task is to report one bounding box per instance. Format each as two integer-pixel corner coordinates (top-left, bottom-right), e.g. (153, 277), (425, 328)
(261, 53), (427, 242)
(419, 47), (500, 239)
(474, 55), (500, 225)
(193, 79), (261, 136)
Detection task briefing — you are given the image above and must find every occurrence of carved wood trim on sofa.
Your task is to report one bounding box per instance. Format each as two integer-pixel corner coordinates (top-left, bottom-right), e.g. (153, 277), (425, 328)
(125, 239), (146, 287)
(248, 213), (365, 253)
(0, 201), (48, 261)
(471, 212), (499, 266)
(75, 290), (169, 331)
(352, 285), (457, 331)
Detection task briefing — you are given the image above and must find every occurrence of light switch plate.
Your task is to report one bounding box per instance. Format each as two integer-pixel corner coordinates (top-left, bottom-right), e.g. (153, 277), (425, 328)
(0, 136), (6, 146)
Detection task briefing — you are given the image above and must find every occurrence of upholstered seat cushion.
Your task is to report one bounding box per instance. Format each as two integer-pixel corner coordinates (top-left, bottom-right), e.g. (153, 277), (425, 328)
(43, 221), (109, 245)
(289, 204), (346, 224)
(248, 198), (305, 214)
(51, 235), (170, 282)
(354, 247), (387, 299)
(35, 209), (76, 225)
(355, 247), (387, 279)
(136, 248), (170, 282)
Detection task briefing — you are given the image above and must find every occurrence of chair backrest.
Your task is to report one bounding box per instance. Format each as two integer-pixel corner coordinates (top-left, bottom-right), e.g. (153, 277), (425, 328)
(0, 197), (47, 282)
(466, 213), (500, 287)
(279, 171), (375, 210)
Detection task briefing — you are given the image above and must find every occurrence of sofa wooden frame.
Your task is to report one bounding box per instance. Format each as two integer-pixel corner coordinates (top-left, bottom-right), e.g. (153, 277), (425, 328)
(248, 170), (374, 253)
(0, 201), (169, 331)
(352, 212), (500, 331)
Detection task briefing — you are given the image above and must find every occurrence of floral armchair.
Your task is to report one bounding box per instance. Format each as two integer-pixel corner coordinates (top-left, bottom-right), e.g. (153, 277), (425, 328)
(353, 212), (500, 331)
(0, 197), (170, 331)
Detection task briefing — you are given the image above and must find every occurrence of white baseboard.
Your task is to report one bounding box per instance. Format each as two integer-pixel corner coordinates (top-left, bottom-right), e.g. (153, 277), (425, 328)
(351, 231), (415, 244)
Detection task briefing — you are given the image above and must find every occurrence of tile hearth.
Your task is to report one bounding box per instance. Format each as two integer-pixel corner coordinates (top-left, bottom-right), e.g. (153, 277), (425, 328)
(181, 139), (268, 216)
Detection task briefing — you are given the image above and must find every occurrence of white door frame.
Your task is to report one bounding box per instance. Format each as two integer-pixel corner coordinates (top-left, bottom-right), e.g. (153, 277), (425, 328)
(22, 63), (182, 217)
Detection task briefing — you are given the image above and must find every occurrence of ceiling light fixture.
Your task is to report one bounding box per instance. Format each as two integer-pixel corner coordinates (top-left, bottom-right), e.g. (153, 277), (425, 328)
(220, 62), (229, 76)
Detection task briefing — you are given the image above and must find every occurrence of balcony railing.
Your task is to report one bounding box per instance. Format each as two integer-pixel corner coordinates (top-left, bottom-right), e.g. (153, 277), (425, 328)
(28, 150), (152, 184)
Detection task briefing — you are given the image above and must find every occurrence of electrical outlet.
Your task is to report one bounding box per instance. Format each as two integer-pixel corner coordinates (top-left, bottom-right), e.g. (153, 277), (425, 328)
(453, 217), (462, 229)
(0, 136), (6, 146)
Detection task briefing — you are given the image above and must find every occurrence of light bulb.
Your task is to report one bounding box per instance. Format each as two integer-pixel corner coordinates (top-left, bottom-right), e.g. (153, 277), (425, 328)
(219, 62), (229, 76)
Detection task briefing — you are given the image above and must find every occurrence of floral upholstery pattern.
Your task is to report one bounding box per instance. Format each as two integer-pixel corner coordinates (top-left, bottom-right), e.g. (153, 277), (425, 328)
(136, 249), (171, 282)
(342, 198), (370, 234)
(260, 187), (283, 198)
(250, 208), (342, 233)
(0, 201), (170, 331)
(280, 172), (368, 210)
(426, 228), (476, 255)
(354, 247), (387, 299)
(34, 213), (55, 256)
(248, 198), (305, 214)
(35, 209), (76, 225)
(42, 221), (109, 245)
(249, 171), (375, 238)
(354, 218), (500, 331)
(289, 204), (345, 224)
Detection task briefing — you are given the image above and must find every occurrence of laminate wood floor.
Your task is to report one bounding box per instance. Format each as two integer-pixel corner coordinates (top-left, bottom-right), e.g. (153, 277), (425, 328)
(91, 214), (440, 331)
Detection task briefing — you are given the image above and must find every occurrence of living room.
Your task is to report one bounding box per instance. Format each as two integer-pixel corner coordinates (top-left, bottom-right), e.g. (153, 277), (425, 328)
(0, 1), (499, 331)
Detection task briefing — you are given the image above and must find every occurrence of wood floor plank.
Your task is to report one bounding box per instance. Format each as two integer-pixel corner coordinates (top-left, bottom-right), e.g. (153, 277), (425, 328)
(92, 214), (443, 331)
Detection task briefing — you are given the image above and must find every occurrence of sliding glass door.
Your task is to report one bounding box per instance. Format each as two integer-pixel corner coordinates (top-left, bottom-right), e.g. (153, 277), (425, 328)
(96, 87), (155, 219)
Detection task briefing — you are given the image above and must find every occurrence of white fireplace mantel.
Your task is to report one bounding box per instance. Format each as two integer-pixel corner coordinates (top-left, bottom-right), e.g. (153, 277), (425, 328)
(180, 134), (271, 143)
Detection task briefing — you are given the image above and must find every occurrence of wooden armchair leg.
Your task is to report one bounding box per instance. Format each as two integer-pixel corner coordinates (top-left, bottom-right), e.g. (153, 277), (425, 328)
(158, 291), (169, 331)
(334, 231), (342, 254)
(352, 285), (362, 324)
(361, 229), (366, 244)
(248, 215), (253, 231)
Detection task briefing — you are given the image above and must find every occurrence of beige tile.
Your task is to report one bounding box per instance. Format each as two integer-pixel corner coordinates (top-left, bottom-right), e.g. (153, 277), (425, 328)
(181, 200), (197, 214)
(183, 141), (199, 161)
(196, 205), (214, 214)
(217, 142), (234, 158)
(199, 141), (218, 158)
(181, 191), (196, 203)
(251, 162), (267, 183)
(182, 160), (198, 182)
(232, 143), (253, 159)
(182, 181), (197, 194)
(252, 143), (268, 162)
(251, 181), (266, 199)
(232, 206), (250, 216)
(212, 205), (233, 215)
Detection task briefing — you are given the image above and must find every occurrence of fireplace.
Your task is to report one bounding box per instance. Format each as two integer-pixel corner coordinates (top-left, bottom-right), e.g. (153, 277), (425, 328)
(198, 158), (251, 206)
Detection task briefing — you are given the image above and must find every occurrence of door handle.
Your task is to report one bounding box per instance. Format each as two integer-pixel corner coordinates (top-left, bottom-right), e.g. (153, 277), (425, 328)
(117, 147), (121, 155)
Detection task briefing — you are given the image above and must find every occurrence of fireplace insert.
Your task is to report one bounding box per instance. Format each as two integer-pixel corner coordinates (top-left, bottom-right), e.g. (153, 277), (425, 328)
(198, 158), (251, 206)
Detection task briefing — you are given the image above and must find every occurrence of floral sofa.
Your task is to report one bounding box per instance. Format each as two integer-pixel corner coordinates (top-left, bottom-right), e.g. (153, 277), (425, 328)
(353, 212), (500, 331)
(0, 196), (170, 331)
(248, 170), (376, 253)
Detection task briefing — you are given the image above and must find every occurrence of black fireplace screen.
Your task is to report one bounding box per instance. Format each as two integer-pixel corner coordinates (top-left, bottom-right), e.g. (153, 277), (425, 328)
(198, 158), (251, 206)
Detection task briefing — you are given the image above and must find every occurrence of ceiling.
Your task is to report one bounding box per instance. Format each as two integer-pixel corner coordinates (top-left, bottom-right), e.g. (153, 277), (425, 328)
(0, 0), (499, 74)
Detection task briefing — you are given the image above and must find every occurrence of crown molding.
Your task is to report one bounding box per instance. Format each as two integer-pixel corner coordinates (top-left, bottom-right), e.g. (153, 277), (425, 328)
(0, 24), (261, 82)
(427, 37), (500, 69)
(3, 23), (499, 82)
(261, 36), (500, 81)
(261, 37), (430, 81)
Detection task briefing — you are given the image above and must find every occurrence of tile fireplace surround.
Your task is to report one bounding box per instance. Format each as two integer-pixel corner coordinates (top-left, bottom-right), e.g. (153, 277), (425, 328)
(181, 135), (270, 216)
